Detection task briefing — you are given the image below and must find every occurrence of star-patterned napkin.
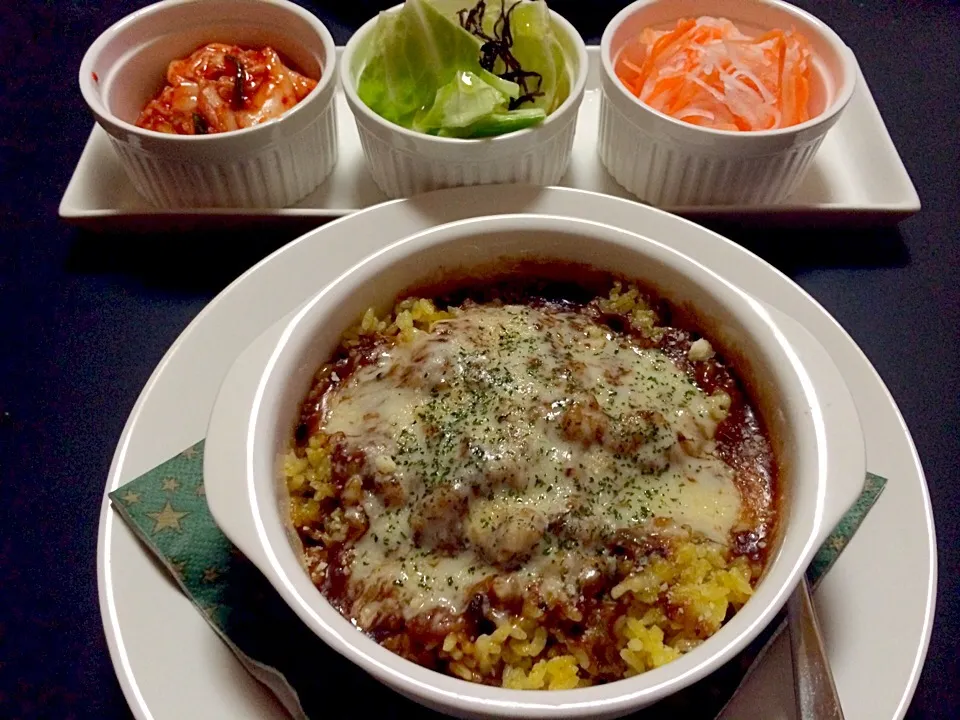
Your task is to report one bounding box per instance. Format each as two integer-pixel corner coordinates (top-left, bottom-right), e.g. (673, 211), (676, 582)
(110, 441), (886, 720)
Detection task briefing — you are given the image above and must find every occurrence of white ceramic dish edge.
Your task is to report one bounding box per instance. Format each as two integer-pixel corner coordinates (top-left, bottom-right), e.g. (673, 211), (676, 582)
(200, 285), (865, 719)
(203, 213), (866, 719)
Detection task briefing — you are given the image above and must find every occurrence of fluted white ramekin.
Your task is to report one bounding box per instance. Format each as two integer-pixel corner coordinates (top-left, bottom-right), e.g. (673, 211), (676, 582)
(79, 0), (338, 209)
(598, 0), (857, 206)
(340, 5), (588, 199)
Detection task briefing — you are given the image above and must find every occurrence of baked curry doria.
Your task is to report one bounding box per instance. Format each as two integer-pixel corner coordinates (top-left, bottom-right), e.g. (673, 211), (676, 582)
(284, 274), (777, 689)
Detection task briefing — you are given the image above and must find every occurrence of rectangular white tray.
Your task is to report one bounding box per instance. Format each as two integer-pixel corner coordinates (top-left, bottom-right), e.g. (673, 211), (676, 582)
(60, 47), (920, 230)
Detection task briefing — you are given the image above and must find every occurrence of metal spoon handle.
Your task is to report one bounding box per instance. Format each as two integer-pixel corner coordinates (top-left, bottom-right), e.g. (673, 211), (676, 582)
(788, 576), (845, 720)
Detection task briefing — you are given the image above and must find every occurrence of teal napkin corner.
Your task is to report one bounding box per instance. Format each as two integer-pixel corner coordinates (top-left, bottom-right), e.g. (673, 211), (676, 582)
(110, 441), (887, 719)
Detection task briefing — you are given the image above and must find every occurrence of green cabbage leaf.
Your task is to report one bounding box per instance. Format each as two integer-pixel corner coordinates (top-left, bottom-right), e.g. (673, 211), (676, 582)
(356, 0), (569, 138)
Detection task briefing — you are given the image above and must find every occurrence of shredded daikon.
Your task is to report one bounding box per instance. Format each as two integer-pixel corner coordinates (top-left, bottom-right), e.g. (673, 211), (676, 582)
(615, 16), (813, 131)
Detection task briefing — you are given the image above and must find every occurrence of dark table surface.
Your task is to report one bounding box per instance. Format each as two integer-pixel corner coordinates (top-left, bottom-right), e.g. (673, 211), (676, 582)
(1, 0), (958, 718)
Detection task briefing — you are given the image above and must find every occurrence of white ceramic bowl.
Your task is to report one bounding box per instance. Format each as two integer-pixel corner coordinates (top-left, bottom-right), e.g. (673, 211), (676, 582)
(78, 0), (338, 209)
(340, 6), (588, 199)
(204, 213), (866, 718)
(598, 0), (857, 206)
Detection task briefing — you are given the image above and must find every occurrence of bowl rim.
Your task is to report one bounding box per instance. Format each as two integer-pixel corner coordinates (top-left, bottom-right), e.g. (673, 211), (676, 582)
(229, 213), (831, 716)
(339, 2), (589, 146)
(599, 0), (858, 139)
(77, 0), (338, 144)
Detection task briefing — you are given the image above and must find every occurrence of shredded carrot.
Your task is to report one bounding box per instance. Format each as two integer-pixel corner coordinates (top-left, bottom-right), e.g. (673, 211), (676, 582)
(615, 16), (813, 131)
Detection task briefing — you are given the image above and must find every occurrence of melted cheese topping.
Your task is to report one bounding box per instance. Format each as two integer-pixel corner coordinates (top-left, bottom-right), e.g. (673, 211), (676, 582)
(323, 304), (741, 622)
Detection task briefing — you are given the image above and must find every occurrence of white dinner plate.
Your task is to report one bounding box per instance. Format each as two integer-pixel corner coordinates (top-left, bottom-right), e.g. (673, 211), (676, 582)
(63, 48), (920, 231)
(98, 186), (935, 720)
